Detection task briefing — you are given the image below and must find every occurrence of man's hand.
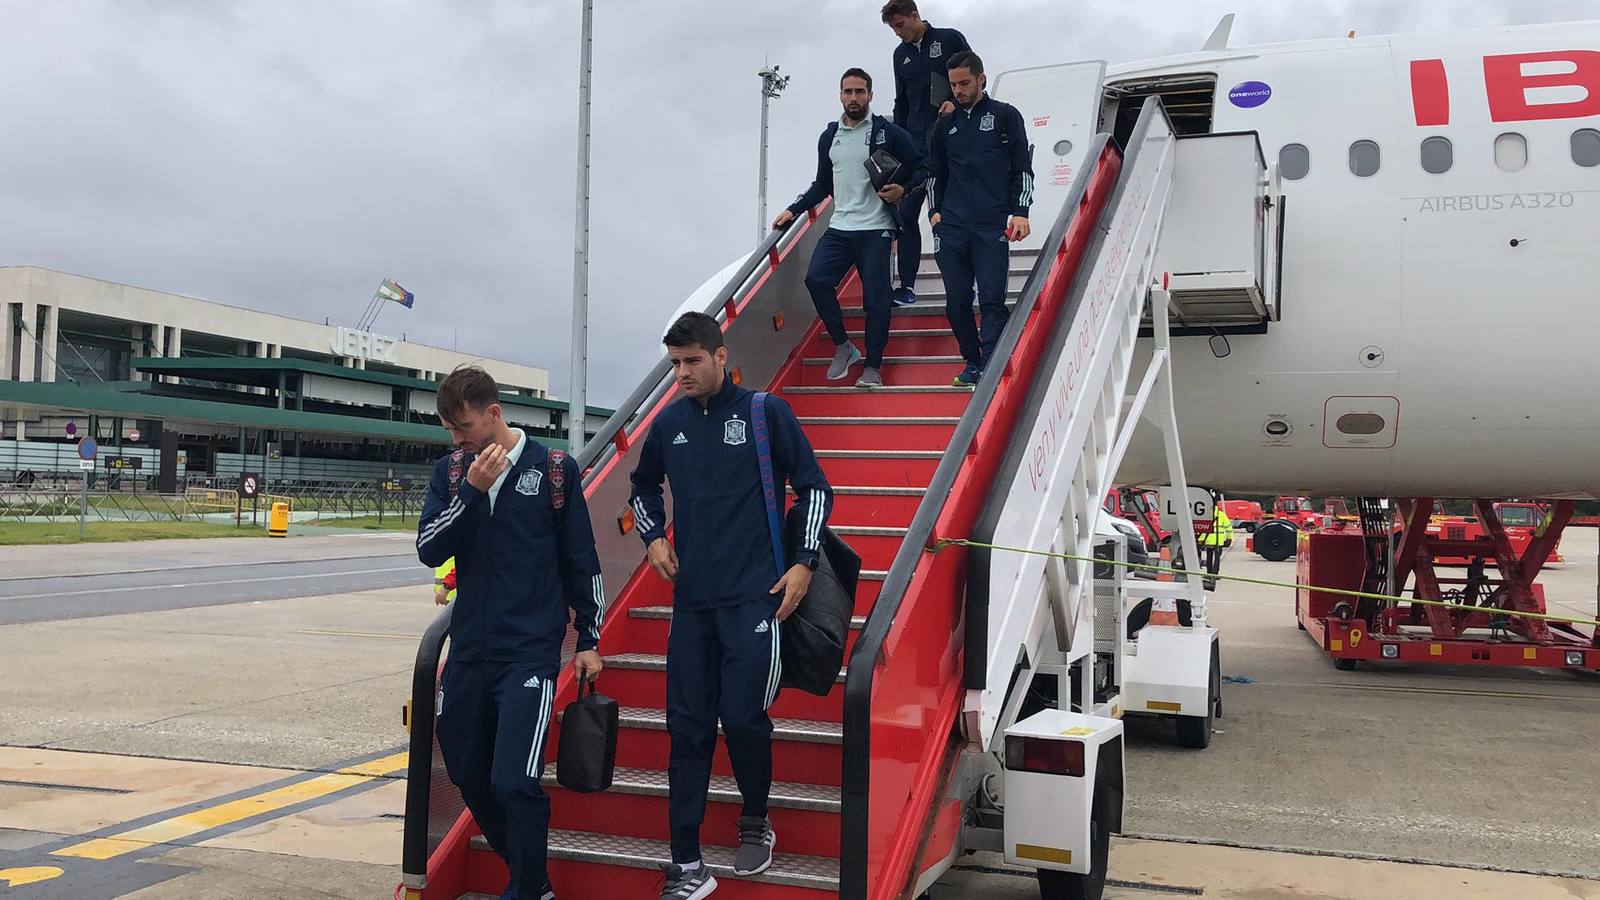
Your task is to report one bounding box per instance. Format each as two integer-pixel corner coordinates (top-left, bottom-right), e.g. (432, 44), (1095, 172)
(573, 649), (603, 682)
(772, 209), (795, 229)
(877, 183), (906, 204)
(1006, 216), (1031, 242)
(770, 563), (814, 622)
(929, 212), (941, 227)
(433, 585), (450, 606)
(466, 443), (509, 491)
(646, 537), (679, 581)
(938, 100), (955, 116)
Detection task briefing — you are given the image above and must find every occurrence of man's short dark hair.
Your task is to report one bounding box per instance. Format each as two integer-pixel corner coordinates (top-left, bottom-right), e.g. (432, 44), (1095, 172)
(663, 312), (724, 353)
(947, 50), (983, 76)
(841, 67), (872, 92)
(436, 365), (500, 422)
(880, 0), (918, 22)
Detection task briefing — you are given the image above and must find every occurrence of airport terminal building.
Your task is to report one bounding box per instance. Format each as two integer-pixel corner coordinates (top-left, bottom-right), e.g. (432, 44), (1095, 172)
(0, 266), (610, 485)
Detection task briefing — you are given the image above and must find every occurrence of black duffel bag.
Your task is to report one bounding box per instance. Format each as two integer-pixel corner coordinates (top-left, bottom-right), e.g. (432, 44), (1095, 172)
(778, 512), (859, 696)
(555, 677), (618, 793)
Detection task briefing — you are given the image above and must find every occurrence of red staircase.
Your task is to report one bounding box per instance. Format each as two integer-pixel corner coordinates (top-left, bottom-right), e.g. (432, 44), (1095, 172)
(401, 134), (1126, 900)
(440, 254), (1028, 899)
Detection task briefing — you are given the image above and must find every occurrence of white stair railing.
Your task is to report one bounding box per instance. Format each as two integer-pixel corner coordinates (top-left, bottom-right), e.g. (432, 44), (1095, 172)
(968, 97), (1209, 748)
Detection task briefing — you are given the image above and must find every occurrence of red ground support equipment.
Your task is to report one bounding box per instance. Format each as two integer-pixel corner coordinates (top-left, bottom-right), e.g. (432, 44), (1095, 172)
(1297, 497), (1599, 673)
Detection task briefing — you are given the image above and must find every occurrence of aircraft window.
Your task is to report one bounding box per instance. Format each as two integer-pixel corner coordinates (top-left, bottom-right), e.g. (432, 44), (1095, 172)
(1348, 140), (1380, 177)
(1419, 136), (1452, 174)
(1279, 143), (1310, 180)
(1494, 132), (1528, 172)
(1572, 129), (1600, 167)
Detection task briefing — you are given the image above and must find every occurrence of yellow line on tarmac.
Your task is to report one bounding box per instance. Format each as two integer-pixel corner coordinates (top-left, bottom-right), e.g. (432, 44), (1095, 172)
(51, 751), (408, 861)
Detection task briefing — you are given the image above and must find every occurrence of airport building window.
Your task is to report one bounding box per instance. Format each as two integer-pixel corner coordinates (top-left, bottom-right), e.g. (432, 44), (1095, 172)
(1279, 143), (1310, 180)
(1419, 136), (1452, 174)
(1348, 140), (1380, 177)
(1494, 132), (1528, 172)
(1572, 129), (1600, 168)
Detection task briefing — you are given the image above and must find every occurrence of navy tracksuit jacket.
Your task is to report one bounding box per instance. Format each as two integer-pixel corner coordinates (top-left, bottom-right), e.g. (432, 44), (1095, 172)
(891, 22), (972, 288)
(787, 114), (928, 370)
(928, 93), (1034, 369)
(416, 433), (604, 897)
(628, 375), (833, 862)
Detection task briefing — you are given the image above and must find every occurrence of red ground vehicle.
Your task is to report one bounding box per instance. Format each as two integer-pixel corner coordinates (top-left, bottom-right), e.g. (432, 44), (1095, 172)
(1104, 487), (1172, 549)
(1272, 496), (1324, 530)
(1425, 501), (1564, 565)
(1220, 498), (1264, 532)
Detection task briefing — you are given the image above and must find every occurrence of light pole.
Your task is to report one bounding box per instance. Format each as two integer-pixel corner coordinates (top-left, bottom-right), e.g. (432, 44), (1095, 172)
(568, 0), (595, 455)
(757, 61), (790, 242)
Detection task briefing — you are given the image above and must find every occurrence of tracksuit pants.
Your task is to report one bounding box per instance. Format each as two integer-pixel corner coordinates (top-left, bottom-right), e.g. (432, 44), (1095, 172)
(895, 183), (928, 289)
(436, 659), (556, 897)
(666, 597), (782, 863)
(805, 227), (895, 369)
(934, 222), (1011, 369)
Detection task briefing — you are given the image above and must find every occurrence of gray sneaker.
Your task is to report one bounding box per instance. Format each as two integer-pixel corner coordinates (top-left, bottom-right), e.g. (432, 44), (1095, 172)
(732, 815), (776, 876)
(826, 342), (862, 380)
(854, 367), (882, 389)
(659, 862), (717, 899)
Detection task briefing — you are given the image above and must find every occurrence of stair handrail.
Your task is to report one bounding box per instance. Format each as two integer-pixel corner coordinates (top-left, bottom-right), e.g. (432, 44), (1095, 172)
(573, 201), (830, 479)
(839, 132), (1122, 900)
(400, 603), (453, 891)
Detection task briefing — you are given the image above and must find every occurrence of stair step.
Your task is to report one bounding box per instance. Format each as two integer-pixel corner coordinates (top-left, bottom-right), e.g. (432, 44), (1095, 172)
(598, 706), (843, 745)
(536, 829), (841, 891)
(543, 765), (841, 813)
(606, 653), (847, 684)
(802, 355), (964, 366)
(796, 415), (959, 426)
(813, 449), (945, 490)
(841, 302), (1012, 318)
(785, 385), (972, 393)
(632, 606), (868, 629)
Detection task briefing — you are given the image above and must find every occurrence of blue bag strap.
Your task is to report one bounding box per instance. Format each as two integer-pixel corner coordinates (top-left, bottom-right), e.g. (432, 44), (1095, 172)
(751, 392), (785, 579)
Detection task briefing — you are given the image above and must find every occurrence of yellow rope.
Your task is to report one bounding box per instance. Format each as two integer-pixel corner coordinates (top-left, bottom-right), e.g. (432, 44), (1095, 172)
(929, 538), (1600, 630)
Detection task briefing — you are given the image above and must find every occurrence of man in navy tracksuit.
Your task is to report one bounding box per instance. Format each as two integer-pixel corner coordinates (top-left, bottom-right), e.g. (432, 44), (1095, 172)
(629, 313), (833, 900)
(774, 67), (926, 389)
(928, 50), (1034, 387)
(416, 366), (605, 900)
(882, 0), (972, 304)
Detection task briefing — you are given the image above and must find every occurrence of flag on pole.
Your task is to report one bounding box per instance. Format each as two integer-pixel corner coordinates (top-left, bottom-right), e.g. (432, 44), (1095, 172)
(377, 279), (415, 308)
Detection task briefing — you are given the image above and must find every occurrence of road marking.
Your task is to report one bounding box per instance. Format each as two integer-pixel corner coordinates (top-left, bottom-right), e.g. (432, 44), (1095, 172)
(0, 866), (64, 886)
(51, 751), (408, 861)
(10, 566), (421, 600)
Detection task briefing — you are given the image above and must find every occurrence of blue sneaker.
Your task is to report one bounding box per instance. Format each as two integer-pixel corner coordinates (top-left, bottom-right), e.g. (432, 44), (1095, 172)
(891, 286), (918, 307)
(952, 364), (982, 387)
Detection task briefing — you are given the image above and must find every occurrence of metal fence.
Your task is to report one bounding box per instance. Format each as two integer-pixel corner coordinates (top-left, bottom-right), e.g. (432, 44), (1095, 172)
(0, 475), (427, 524)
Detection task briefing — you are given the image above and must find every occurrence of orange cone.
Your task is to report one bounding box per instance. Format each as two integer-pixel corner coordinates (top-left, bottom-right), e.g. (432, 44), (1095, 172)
(1152, 545), (1180, 625)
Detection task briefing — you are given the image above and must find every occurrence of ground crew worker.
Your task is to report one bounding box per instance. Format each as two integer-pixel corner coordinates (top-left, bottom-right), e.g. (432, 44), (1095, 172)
(416, 365), (605, 900)
(927, 50), (1035, 386)
(433, 557), (457, 605)
(881, 0), (971, 304)
(628, 312), (834, 900)
(1202, 503), (1233, 590)
(775, 68), (926, 389)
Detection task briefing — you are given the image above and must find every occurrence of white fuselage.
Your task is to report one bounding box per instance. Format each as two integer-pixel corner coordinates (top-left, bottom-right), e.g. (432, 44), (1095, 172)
(1098, 22), (1600, 499)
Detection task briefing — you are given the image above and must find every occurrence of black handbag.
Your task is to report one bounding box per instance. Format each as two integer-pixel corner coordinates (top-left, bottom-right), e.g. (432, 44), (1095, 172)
(778, 516), (858, 696)
(751, 393), (861, 698)
(865, 149), (903, 192)
(555, 677), (618, 793)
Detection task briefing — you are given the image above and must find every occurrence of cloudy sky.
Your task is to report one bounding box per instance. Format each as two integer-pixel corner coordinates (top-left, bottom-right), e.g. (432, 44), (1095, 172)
(0, 0), (1589, 405)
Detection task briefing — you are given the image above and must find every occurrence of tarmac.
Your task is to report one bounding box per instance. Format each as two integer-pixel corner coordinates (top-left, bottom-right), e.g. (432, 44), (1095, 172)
(0, 531), (1596, 897)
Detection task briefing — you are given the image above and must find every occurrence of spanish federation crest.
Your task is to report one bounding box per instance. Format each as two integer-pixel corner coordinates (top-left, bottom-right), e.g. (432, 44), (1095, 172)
(724, 417), (748, 446)
(515, 468), (543, 496)
(875, 130), (887, 145)
(929, 40), (943, 58)
(979, 112), (996, 132)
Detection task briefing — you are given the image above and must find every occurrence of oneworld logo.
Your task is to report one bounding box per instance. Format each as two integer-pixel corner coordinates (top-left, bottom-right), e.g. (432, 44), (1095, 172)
(1228, 81), (1272, 108)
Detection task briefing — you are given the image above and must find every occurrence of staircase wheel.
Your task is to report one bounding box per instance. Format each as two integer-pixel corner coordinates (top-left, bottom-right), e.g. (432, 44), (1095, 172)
(1333, 658), (1358, 672)
(1175, 646), (1220, 749)
(1035, 785), (1115, 900)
